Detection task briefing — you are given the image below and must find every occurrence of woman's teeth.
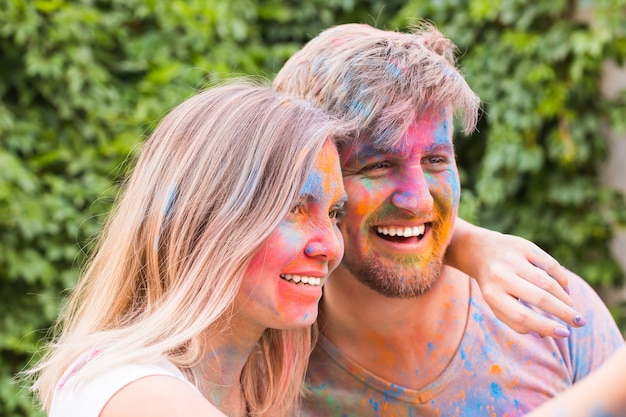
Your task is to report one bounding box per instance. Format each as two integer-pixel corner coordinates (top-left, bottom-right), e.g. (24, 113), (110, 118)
(280, 274), (322, 286)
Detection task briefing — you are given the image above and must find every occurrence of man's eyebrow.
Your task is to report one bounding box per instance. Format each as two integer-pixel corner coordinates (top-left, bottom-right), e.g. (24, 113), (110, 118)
(358, 143), (455, 157)
(352, 145), (397, 159)
(424, 142), (455, 153)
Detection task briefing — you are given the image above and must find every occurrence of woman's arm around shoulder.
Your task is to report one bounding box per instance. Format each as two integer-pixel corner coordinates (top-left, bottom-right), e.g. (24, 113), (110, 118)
(101, 375), (227, 417)
(525, 345), (626, 417)
(446, 218), (586, 338)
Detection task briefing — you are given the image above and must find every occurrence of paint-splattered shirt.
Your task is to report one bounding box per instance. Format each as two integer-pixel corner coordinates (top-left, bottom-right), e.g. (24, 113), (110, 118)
(303, 277), (624, 416)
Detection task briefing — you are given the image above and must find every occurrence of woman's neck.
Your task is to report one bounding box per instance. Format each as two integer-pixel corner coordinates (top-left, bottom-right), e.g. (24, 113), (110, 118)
(194, 318), (265, 416)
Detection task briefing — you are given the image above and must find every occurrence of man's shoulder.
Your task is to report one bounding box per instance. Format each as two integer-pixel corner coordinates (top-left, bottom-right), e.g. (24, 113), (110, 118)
(567, 272), (605, 300)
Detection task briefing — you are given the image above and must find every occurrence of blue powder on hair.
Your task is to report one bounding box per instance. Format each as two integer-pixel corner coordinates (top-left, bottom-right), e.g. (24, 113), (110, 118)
(385, 61), (403, 79)
(349, 98), (375, 120)
(163, 183), (177, 218)
(341, 71), (354, 94)
(312, 56), (325, 73)
(154, 183), (177, 250)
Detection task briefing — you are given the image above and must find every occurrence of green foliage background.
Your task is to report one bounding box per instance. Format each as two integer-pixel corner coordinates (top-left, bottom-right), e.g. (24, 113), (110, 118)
(1, 0), (625, 415)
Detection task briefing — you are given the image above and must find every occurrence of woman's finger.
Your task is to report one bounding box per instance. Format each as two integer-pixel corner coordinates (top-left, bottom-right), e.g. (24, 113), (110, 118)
(484, 291), (575, 338)
(480, 272), (586, 334)
(513, 259), (574, 308)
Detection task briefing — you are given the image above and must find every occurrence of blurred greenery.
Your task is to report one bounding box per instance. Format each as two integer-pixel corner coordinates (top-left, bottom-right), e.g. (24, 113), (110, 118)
(1, 0), (625, 415)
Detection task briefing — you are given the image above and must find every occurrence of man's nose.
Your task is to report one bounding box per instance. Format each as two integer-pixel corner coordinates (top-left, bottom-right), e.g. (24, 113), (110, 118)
(391, 166), (434, 215)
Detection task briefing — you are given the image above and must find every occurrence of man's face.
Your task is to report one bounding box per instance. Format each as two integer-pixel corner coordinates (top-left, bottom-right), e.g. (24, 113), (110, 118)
(337, 109), (460, 297)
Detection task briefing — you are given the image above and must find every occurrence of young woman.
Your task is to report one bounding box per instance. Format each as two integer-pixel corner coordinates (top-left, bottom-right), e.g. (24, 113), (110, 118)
(29, 82), (350, 417)
(27, 80), (586, 417)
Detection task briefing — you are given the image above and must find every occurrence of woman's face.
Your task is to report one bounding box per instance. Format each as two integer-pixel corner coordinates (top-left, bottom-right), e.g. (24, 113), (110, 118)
(236, 141), (346, 330)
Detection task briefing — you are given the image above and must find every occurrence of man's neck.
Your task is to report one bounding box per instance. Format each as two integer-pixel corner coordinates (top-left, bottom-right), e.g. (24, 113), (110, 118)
(319, 265), (471, 390)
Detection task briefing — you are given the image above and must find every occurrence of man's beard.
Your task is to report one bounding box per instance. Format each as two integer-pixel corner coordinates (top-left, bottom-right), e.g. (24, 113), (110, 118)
(339, 203), (455, 298)
(342, 252), (445, 298)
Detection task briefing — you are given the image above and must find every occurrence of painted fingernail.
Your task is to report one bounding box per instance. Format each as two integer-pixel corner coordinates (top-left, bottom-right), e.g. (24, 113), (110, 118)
(564, 286), (570, 295)
(573, 315), (587, 327)
(555, 326), (571, 338)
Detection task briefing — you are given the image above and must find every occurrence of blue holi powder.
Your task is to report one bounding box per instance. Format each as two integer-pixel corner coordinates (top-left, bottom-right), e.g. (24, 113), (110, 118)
(382, 385), (403, 405)
(514, 399), (520, 409)
(349, 98), (375, 119)
(491, 382), (502, 399)
(460, 349), (476, 373)
(301, 169), (325, 199)
(342, 70), (354, 93)
(368, 398), (379, 412)
(427, 341), (435, 356)
(302, 312), (310, 322)
(472, 312), (483, 323)
(388, 383), (405, 397)
(313, 56), (325, 73)
(154, 183), (178, 250)
(304, 245), (318, 257)
(385, 61), (403, 79)
(438, 118), (449, 137)
(436, 62), (458, 80)
(279, 224), (303, 253)
(163, 183), (177, 217)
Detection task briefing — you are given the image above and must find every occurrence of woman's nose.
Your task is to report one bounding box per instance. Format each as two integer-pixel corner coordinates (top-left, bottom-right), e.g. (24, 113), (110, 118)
(304, 227), (344, 263)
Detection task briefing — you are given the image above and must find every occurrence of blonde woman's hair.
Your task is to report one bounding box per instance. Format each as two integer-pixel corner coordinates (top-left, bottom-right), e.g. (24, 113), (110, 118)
(273, 22), (481, 148)
(29, 81), (346, 416)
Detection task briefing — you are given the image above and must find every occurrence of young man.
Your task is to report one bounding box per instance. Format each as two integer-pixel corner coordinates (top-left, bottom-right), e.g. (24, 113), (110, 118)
(274, 23), (624, 416)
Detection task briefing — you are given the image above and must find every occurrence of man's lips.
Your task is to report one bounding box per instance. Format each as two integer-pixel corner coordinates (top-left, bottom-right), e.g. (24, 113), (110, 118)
(372, 223), (430, 243)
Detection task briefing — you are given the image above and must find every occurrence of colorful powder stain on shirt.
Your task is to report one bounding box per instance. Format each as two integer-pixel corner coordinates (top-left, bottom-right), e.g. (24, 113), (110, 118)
(302, 277), (624, 416)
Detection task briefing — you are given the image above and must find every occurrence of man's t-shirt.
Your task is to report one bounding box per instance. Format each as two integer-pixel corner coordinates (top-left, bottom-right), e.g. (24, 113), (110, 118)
(303, 275), (624, 416)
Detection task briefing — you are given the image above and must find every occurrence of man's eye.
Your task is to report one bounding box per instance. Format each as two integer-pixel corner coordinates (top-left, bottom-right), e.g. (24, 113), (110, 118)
(427, 156), (448, 164)
(362, 161), (390, 172)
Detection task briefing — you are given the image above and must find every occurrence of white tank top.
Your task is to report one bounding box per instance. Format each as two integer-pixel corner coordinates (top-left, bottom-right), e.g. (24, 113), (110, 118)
(49, 351), (197, 417)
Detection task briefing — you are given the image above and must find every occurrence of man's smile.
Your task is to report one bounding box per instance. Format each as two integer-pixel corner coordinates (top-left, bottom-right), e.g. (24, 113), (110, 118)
(372, 223), (431, 244)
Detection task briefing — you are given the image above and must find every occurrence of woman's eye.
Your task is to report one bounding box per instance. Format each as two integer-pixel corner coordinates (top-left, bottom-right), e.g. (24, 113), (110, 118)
(290, 202), (305, 215)
(329, 205), (346, 221)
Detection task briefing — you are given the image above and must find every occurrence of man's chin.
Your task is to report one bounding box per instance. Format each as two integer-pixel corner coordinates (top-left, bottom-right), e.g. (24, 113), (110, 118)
(345, 255), (443, 298)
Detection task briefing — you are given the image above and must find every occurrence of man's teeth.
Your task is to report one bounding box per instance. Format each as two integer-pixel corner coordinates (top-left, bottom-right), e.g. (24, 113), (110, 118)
(376, 225), (425, 237)
(280, 274), (322, 286)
